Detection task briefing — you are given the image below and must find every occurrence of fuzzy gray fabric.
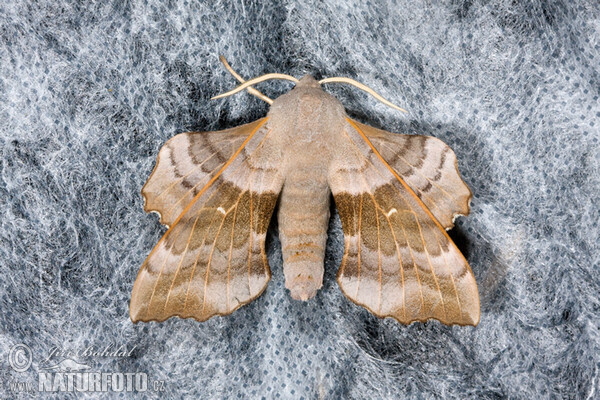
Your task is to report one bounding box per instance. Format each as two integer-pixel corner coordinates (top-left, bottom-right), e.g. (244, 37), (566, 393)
(1, 0), (599, 398)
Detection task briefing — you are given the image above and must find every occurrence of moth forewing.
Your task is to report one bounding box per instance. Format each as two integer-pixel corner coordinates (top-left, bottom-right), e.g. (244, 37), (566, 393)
(130, 119), (283, 323)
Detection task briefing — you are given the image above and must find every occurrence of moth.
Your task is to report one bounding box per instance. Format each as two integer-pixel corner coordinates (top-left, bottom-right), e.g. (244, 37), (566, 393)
(130, 56), (480, 326)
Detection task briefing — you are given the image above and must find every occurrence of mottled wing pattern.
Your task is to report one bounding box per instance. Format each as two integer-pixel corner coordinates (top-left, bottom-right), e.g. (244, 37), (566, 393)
(350, 119), (471, 229)
(329, 118), (480, 326)
(142, 118), (266, 227)
(131, 119), (283, 322)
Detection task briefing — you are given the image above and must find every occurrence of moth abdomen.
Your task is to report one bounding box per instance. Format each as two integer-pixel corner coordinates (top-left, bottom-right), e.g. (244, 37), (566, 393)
(277, 177), (330, 301)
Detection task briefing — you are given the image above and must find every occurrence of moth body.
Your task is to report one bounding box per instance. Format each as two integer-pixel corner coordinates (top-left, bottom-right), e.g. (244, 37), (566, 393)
(269, 76), (345, 300)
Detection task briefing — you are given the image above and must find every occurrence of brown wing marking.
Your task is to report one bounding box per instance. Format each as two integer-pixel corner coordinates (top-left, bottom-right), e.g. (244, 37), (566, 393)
(130, 118), (282, 322)
(142, 118), (267, 227)
(350, 119), (472, 229)
(330, 118), (480, 326)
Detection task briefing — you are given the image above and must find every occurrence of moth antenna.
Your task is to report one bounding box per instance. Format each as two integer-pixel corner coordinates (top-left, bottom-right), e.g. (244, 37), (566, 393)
(218, 55), (273, 104)
(212, 73), (299, 101)
(319, 77), (407, 113)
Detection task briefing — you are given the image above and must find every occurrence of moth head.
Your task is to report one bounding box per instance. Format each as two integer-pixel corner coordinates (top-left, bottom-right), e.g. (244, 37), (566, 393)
(212, 55), (407, 113)
(294, 75), (320, 89)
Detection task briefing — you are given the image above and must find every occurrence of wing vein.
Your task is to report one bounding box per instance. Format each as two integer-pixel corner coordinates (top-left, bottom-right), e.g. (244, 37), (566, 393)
(397, 217), (427, 315)
(368, 192), (382, 314)
(145, 226), (183, 318)
(435, 230), (463, 321)
(183, 210), (221, 314)
(381, 210), (407, 320)
(377, 140), (459, 202)
(153, 151), (219, 202)
(255, 169), (271, 282)
(201, 211), (229, 316)
(226, 199), (239, 312)
(414, 217), (448, 320)
(163, 208), (204, 312)
(248, 186), (253, 295)
(356, 192), (363, 299)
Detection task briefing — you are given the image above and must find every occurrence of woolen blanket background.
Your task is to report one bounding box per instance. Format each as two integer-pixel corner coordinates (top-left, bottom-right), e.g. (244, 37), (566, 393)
(1, 0), (599, 398)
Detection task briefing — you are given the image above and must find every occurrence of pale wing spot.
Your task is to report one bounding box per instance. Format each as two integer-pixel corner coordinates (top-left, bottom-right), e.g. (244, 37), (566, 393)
(217, 207), (226, 215)
(386, 208), (397, 217)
